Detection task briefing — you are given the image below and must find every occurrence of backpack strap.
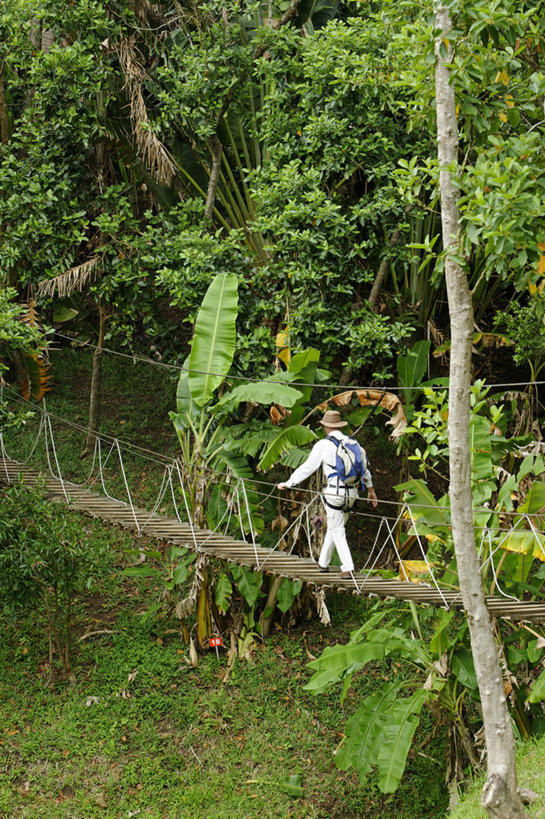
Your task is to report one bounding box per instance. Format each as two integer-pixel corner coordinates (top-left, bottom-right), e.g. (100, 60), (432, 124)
(325, 435), (342, 483)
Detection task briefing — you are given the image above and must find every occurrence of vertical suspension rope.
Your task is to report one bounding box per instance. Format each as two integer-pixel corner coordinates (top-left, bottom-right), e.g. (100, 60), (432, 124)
(0, 432), (11, 483)
(404, 504), (449, 608)
(173, 460), (201, 552)
(43, 407), (69, 502)
(115, 439), (140, 530)
(524, 513), (545, 561)
(95, 437), (117, 500)
(360, 513), (402, 589)
(139, 465), (170, 529)
(239, 477), (260, 570)
(486, 527), (518, 601)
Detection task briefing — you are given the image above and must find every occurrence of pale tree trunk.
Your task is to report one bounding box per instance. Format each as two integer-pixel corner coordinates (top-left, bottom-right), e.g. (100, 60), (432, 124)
(82, 304), (107, 458)
(435, 6), (526, 817)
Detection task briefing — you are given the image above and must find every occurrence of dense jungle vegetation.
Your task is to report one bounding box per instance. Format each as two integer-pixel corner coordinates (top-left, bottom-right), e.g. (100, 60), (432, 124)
(1, 0), (545, 816)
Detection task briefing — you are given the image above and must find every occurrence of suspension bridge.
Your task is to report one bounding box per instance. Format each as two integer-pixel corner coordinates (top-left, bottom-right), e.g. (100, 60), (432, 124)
(2, 390), (545, 623)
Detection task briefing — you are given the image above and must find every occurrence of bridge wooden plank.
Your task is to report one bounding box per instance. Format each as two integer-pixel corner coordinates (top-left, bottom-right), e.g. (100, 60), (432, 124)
(2, 459), (545, 621)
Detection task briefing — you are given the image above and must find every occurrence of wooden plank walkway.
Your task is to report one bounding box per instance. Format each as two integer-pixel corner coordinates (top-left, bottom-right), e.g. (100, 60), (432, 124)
(3, 458), (545, 622)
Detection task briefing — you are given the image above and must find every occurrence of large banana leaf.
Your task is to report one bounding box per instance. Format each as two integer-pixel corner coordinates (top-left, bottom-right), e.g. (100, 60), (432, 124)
(170, 355), (199, 434)
(526, 666), (545, 704)
(287, 347), (320, 404)
(395, 479), (450, 527)
(469, 416), (495, 515)
(304, 642), (389, 694)
(230, 564), (262, 608)
(216, 381), (303, 410)
(188, 273), (239, 406)
(497, 529), (545, 563)
(336, 682), (401, 777)
(377, 689), (430, 793)
(175, 355), (196, 416)
(397, 340), (430, 405)
(277, 578), (303, 613)
(519, 481), (545, 514)
(258, 425), (318, 471)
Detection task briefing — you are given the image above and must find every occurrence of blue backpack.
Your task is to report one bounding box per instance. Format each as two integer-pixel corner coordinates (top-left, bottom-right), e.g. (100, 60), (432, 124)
(326, 435), (366, 491)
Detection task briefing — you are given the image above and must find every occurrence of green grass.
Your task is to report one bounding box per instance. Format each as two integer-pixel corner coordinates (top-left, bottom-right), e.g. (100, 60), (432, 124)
(450, 739), (545, 818)
(0, 506), (450, 818)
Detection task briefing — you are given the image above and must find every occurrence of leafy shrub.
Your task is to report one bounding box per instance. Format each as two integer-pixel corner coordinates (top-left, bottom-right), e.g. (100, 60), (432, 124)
(0, 480), (108, 676)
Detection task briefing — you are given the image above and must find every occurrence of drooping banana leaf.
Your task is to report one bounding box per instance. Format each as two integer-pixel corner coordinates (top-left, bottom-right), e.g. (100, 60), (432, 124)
(304, 642), (390, 694)
(287, 347), (320, 404)
(215, 572), (233, 613)
(377, 689), (430, 793)
(335, 682), (402, 778)
(526, 666), (545, 704)
(176, 355), (196, 416)
(217, 449), (263, 534)
(258, 425), (318, 471)
(276, 578), (302, 613)
(188, 273), (239, 406)
(397, 340), (431, 404)
(216, 381), (303, 411)
(395, 478), (451, 528)
(280, 446), (312, 470)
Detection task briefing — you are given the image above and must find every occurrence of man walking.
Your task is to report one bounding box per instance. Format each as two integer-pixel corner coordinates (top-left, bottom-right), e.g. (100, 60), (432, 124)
(277, 410), (377, 577)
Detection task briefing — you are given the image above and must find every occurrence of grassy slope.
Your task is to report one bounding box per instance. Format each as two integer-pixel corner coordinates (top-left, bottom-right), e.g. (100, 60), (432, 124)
(0, 512), (448, 818)
(0, 347), (451, 817)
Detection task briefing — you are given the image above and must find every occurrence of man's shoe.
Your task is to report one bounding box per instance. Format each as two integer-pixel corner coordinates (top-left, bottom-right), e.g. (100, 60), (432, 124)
(319, 566), (329, 573)
(340, 571), (352, 579)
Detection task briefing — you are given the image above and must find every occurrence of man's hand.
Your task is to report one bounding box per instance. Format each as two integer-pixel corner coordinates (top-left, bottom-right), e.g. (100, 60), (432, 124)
(277, 482), (289, 490)
(367, 487), (378, 508)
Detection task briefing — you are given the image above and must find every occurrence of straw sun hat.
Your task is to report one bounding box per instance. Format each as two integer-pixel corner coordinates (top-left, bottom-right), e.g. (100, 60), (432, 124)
(319, 410), (347, 428)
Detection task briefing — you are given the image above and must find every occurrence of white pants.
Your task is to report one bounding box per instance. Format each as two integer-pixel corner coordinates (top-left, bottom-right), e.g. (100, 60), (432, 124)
(319, 485), (358, 573)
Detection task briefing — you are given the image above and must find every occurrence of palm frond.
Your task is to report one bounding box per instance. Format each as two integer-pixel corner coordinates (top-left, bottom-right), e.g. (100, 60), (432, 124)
(38, 257), (103, 298)
(116, 37), (177, 186)
(317, 389), (408, 439)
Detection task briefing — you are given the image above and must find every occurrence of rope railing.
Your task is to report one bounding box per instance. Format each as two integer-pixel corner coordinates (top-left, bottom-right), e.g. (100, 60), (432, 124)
(1, 386), (545, 610)
(2, 383), (545, 524)
(51, 331), (545, 393)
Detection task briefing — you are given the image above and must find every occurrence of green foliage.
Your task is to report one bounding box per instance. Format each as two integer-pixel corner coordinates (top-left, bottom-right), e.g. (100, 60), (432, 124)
(0, 480), (108, 673)
(304, 607), (481, 794)
(495, 293), (545, 382)
(188, 272), (239, 406)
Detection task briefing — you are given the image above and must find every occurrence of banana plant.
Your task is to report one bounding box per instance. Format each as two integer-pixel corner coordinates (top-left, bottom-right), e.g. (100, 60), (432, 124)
(304, 604), (484, 796)
(170, 271), (302, 530)
(169, 272), (305, 647)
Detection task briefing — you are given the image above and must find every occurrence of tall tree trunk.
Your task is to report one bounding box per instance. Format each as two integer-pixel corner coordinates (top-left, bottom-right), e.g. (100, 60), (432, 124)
(204, 133), (223, 220)
(435, 7), (525, 817)
(368, 228), (401, 312)
(82, 304), (106, 458)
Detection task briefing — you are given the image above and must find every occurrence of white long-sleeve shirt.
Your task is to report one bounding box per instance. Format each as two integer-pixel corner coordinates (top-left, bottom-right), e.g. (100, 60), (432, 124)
(285, 429), (373, 489)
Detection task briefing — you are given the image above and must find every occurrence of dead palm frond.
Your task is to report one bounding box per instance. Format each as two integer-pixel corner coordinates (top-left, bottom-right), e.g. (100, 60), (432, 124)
(19, 300), (51, 399)
(116, 37), (177, 186)
(317, 389), (408, 439)
(38, 256), (103, 298)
